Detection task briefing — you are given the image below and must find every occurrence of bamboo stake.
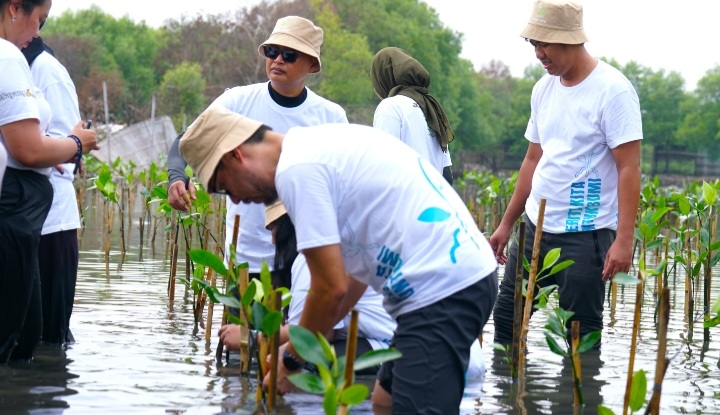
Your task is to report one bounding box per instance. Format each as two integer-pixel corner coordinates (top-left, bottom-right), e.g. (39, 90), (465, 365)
(256, 333), (268, 403)
(168, 242), (178, 311)
(268, 294), (282, 409)
(511, 222), (527, 379)
(684, 231), (691, 320)
(518, 199), (546, 380)
(703, 215), (714, 354)
(611, 280), (618, 315)
(339, 309), (360, 415)
(622, 271), (644, 415)
(570, 321), (583, 406)
(204, 266), (216, 342)
(239, 264), (250, 372)
(217, 214), (240, 364)
(646, 287), (670, 415)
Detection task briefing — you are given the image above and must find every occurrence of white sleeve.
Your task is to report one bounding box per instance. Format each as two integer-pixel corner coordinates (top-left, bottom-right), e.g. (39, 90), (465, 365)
(276, 163), (342, 252)
(372, 100), (402, 139)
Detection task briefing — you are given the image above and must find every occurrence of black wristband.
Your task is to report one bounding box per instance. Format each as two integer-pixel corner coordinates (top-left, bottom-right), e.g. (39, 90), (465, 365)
(69, 134), (83, 174)
(282, 349), (303, 371)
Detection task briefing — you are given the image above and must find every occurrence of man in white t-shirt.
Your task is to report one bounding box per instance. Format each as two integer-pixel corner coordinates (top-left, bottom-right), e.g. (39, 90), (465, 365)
(489, 0), (642, 345)
(166, 16), (346, 281)
(179, 106), (498, 414)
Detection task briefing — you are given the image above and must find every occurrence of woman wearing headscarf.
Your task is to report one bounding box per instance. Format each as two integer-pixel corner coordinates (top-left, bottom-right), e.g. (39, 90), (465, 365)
(371, 46), (454, 184)
(0, 0), (98, 363)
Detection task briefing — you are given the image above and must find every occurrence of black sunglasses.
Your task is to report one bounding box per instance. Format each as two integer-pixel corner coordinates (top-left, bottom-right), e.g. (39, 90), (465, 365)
(262, 45), (300, 63)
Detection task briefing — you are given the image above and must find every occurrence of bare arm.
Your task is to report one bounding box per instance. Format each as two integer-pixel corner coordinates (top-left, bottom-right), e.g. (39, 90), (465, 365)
(603, 140), (641, 280)
(1, 118), (97, 167)
(489, 142), (542, 264)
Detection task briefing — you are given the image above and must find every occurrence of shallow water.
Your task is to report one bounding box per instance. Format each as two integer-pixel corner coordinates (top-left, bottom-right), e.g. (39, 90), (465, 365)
(2, 200), (720, 414)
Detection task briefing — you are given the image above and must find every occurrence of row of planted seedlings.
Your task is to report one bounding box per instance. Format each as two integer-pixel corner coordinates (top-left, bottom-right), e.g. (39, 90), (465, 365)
(77, 155), (401, 414)
(458, 169), (720, 414)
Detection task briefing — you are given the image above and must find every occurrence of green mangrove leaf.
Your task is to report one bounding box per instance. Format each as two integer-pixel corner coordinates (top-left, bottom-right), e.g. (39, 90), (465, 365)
(597, 404), (616, 415)
(251, 302), (268, 331)
(576, 331), (602, 354)
(544, 333), (567, 357)
(629, 369), (647, 412)
(650, 207), (673, 224)
(703, 181), (717, 206)
(354, 349), (402, 371)
(288, 373), (325, 394)
(317, 361), (335, 391)
(288, 325), (327, 366)
(677, 195), (691, 215)
(492, 343), (510, 353)
(317, 333), (337, 365)
(546, 260), (575, 277)
(711, 295), (720, 314)
(545, 313), (564, 337)
(188, 249), (228, 277)
(214, 293), (240, 309)
(278, 287), (292, 308)
(555, 307), (574, 323)
(241, 281), (257, 308)
(542, 248), (562, 271)
(261, 310), (282, 337)
(340, 383), (369, 405)
(323, 383), (337, 415)
(612, 272), (641, 285)
(260, 260), (273, 301)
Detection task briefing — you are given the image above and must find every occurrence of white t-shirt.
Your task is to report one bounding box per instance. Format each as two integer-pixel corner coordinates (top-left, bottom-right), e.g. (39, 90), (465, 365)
(524, 60), (643, 233)
(0, 39), (51, 177)
(0, 144), (5, 195)
(210, 82), (347, 272)
(373, 95), (451, 174)
(30, 50), (82, 234)
(276, 123), (497, 318)
(288, 250), (486, 376)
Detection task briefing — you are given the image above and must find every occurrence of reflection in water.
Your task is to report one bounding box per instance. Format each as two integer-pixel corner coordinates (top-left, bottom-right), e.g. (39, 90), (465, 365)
(1, 201), (719, 414)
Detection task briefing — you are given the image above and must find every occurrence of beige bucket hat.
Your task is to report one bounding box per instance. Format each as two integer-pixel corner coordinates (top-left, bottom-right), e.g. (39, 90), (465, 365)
(179, 106), (264, 191)
(258, 16), (324, 73)
(264, 200), (288, 230)
(520, 0), (588, 45)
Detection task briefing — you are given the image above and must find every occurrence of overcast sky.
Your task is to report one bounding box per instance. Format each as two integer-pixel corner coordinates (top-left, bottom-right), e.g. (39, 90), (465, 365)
(51, 0), (717, 91)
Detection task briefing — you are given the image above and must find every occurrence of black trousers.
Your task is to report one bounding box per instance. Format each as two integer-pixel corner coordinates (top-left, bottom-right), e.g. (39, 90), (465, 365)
(493, 216), (614, 344)
(38, 229), (79, 344)
(0, 168), (52, 363)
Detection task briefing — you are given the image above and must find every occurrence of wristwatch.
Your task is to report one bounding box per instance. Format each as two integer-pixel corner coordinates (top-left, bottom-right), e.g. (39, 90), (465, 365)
(282, 350), (303, 371)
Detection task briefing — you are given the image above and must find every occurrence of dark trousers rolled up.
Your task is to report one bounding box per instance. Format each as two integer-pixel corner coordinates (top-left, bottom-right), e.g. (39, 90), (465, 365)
(38, 229), (79, 344)
(0, 168), (53, 363)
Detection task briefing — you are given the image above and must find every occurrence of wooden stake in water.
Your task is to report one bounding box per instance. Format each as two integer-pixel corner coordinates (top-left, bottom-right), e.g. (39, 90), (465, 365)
(239, 265), (251, 372)
(268, 294), (282, 409)
(518, 198), (546, 380)
(339, 309), (360, 415)
(622, 271), (644, 415)
(570, 321), (583, 406)
(168, 242), (178, 311)
(511, 221), (527, 379)
(646, 287), (670, 415)
(217, 215), (241, 364)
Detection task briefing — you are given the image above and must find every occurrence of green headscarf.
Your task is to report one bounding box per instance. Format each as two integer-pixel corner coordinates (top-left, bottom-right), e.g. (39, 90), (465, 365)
(370, 47), (454, 152)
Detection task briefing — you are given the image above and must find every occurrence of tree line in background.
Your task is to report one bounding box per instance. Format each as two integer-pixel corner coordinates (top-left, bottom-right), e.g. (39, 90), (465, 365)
(41, 0), (720, 174)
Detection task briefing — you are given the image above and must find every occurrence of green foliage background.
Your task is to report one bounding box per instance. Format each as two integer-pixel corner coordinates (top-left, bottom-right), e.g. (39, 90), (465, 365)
(40, 0), (720, 172)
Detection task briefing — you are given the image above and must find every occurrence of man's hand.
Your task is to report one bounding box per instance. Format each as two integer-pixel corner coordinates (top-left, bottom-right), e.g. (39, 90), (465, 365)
(262, 343), (299, 395)
(489, 222), (513, 265)
(602, 237), (633, 281)
(218, 324), (242, 351)
(168, 179), (196, 213)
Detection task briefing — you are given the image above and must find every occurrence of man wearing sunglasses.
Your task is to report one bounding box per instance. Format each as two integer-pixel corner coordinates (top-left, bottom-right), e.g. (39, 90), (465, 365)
(166, 16), (347, 286)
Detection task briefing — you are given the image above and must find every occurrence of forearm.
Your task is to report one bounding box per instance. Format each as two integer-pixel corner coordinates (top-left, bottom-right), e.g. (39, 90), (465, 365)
(167, 134), (189, 185)
(615, 163), (640, 244)
(290, 245), (348, 357)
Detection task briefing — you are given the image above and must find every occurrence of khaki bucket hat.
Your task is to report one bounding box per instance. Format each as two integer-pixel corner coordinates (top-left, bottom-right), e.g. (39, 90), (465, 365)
(179, 106), (264, 191)
(264, 200), (288, 230)
(258, 16), (324, 73)
(520, 0), (588, 45)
